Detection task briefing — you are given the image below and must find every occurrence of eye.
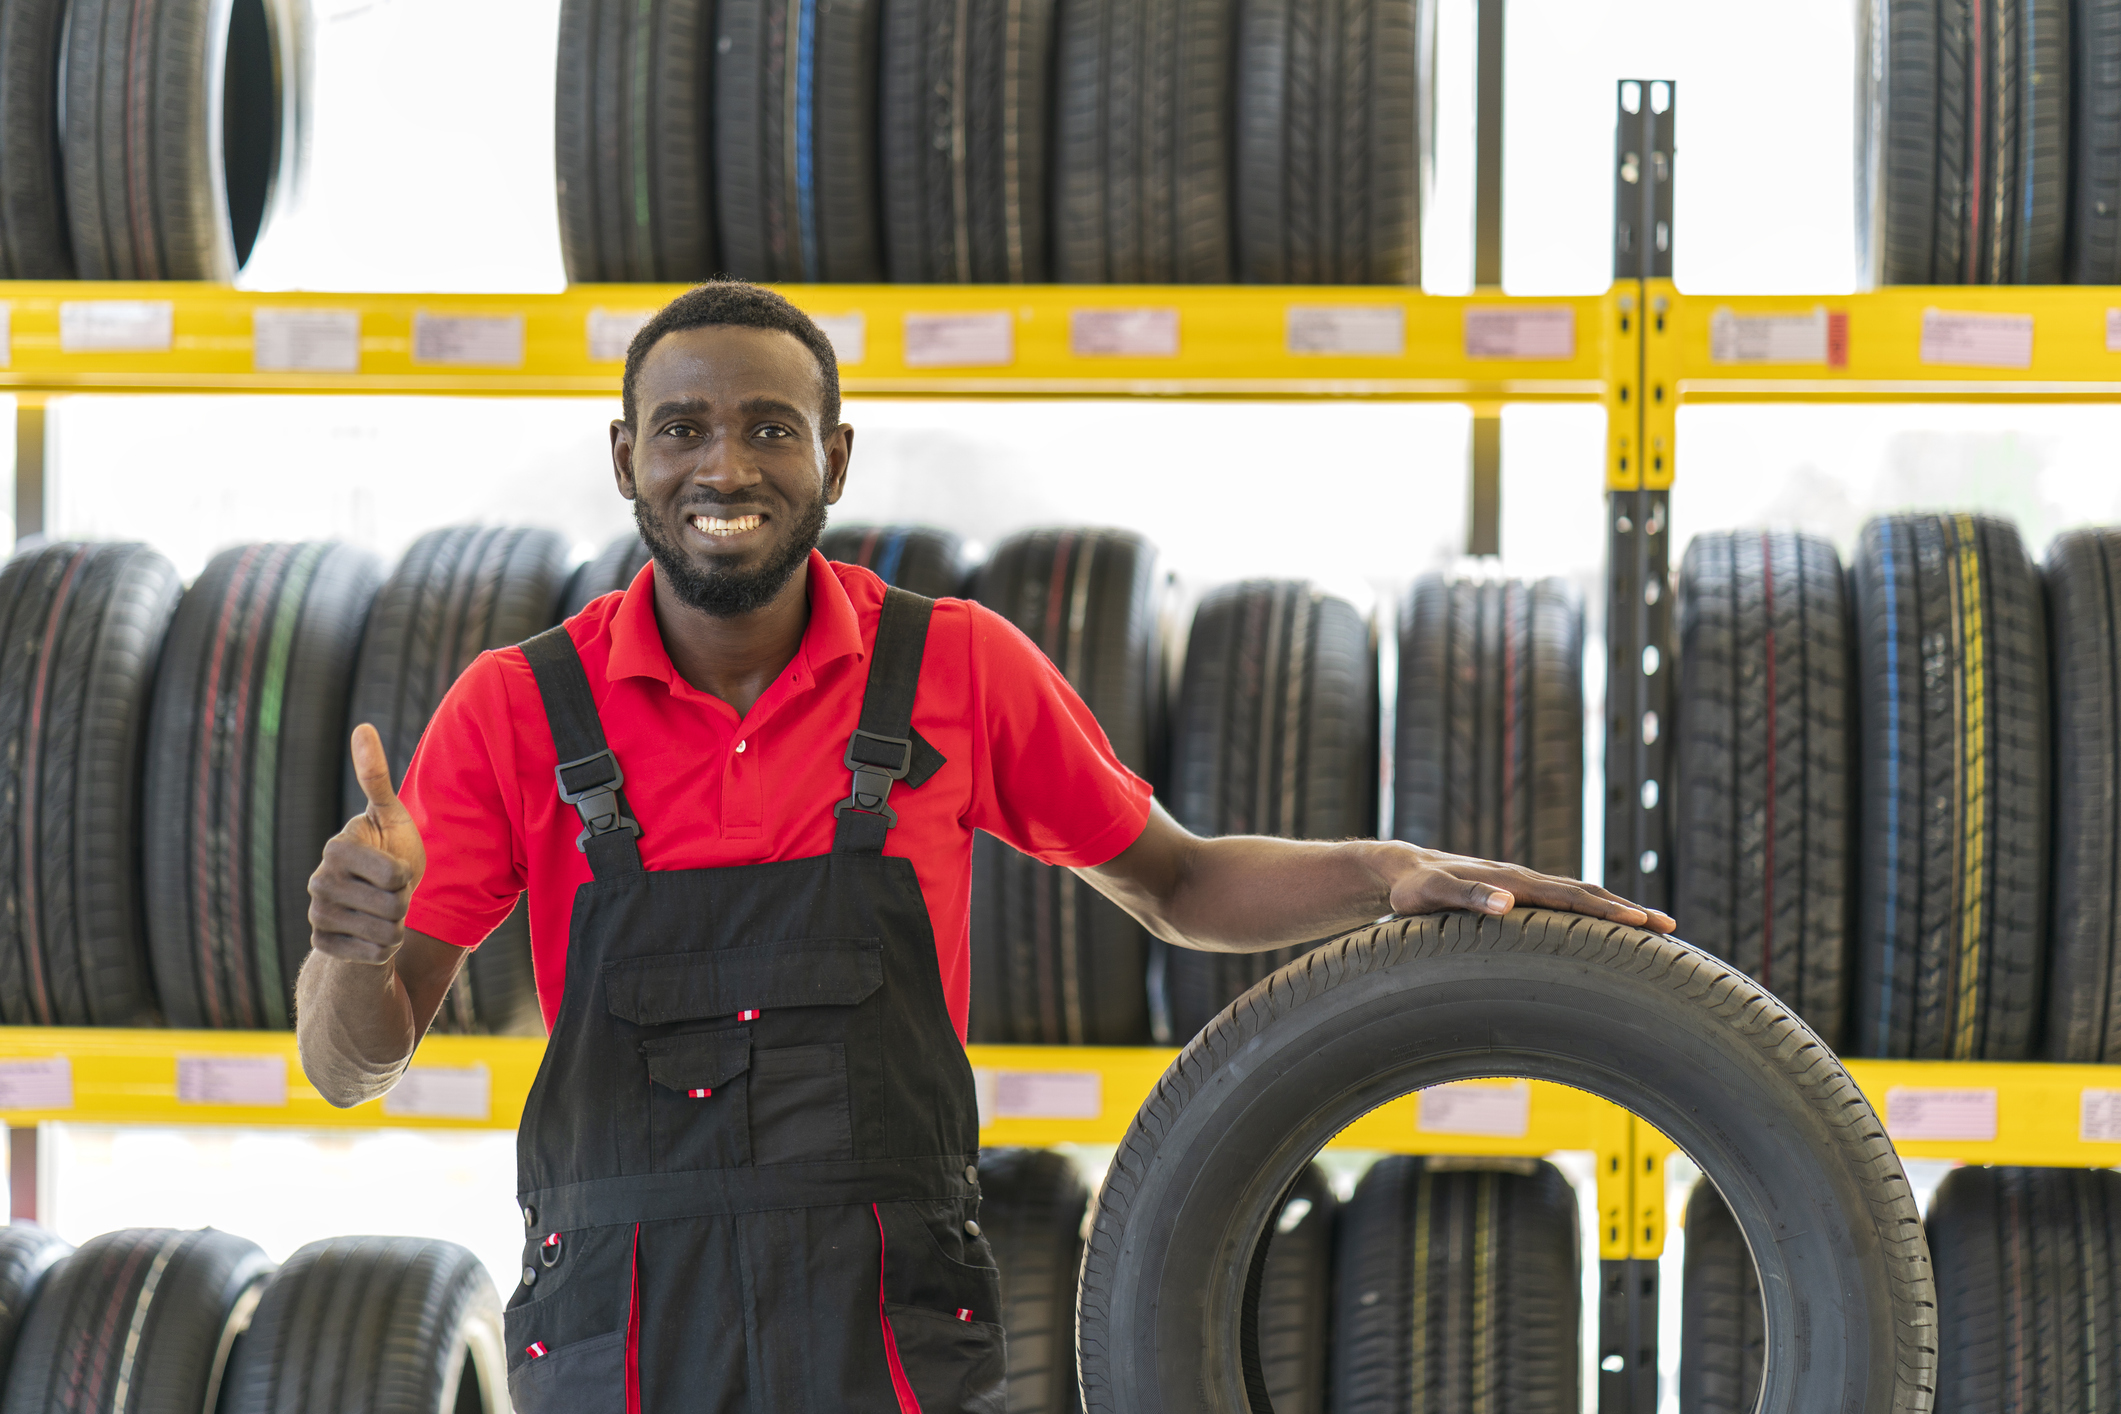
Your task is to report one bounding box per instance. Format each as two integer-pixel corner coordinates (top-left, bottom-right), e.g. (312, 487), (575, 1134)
(755, 423), (793, 440)
(661, 422), (699, 438)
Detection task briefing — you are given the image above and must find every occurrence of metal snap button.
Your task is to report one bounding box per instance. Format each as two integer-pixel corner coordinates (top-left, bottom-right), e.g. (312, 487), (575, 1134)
(965, 1165), (978, 1185)
(964, 1220), (981, 1238)
(523, 1206), (536, 1230)
(540, 1233), (563, 1267)
(521, 1266), (537, 1287)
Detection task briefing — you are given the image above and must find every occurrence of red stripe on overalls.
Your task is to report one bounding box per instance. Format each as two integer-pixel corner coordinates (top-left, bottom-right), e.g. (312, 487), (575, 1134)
(874, 1205), (923, 1414)
(626, 1223), (642, 1414)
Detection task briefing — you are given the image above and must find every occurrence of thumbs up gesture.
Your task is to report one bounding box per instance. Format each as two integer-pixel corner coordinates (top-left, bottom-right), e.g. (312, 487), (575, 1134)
(307, 725), (429, 964)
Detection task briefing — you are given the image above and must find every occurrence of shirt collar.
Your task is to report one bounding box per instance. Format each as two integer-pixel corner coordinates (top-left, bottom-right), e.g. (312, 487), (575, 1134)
(605, 549), (865, 690)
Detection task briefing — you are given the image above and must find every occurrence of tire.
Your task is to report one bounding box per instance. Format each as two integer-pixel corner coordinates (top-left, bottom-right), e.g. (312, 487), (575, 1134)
(61, 0), (303, 278)
(880, 0), (1055, 281)
(818, 525), (973, 599)
(0, 1228), (71, 1387)
(1927, 1166), (2121, 1412)
(560, 531), (655, 620)
(1049, 0), (1234, 281)
(2070, 0), (2121, 281)
(1679, 1179), (1764, 1414)
(1, 1227), (272, 1414)
(1873, 0), (1940, 283)
(556, 0), (717, 283)
(0, 0), (76, 277)
(1163, 582), (1375, 1041)
(1235, 0), (1424, 283)
(221, 1235), (506, 1414)
(0, 543), (180, 1027)
(978, 1148), (1090, 1414)
(716, 0), (882, 281)
(1257, 1164), (1335, 1414)
(347, 526), (571, 1038)
(1075, 908), (1937, 1414)
(1849, 514), (2048, 1059)
(1329, 1155), (1576, 1413)
(143, 542), (381, 1030)
(1672, 532), (1853, 1049)
(1393, 576), (1583, 879)
(967, 530), (1162, 1046)
(2040, 528), (2121, 1060)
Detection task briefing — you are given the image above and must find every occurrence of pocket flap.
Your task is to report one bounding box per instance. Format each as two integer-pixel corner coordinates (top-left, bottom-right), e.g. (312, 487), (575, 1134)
(640, 1029), (752, 1092)
(605, 938), (884, 1025)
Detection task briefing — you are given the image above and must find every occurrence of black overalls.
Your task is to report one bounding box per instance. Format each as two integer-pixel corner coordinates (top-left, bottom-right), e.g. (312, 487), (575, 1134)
(501, 589), (1006, 1414)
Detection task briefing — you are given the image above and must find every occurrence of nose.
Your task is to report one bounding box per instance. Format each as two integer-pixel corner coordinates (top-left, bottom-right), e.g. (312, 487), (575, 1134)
(695, 430), (765, 492)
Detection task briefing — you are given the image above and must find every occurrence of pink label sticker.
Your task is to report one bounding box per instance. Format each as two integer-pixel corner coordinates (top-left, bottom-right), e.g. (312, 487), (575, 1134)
(1919, 309), (2033, 369)
(1416, 1080), (1532, 1137)
(903, 313), (1013, 368)
(972, 1069), (1102, 1122)
(1885, 1087), (1997, 1142)
(0, 1058), (71, 1110)
(177, 1055), (287, 1107)
(1463, 306), (1576, 359)
(1070, 308), (1180, 357)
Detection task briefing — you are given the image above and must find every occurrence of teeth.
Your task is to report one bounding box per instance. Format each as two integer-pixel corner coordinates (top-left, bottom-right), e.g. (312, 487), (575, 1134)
(691, 515), (761, 537)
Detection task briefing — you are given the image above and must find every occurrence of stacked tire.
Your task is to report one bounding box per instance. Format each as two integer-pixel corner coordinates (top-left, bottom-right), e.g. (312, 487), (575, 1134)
(968, 529), (1162, 1046)
(560, 531), (655, 618)
(818, 524), (973, 598)
(1678, 1181), (1764, 1414)
(976, 1149), (1091, 1414)
(347, 526), (573, 1037)
(1163, 580), (1374, 1041)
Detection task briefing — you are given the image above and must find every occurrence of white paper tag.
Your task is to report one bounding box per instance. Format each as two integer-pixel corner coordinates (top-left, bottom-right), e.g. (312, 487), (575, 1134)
(903, 313), (1013, 368)
(1416, 1080), (1532, 1137)
(0, 1058), (71, 1110)
(2106, 308), (2121, 353)
(1920, 309), (2033, 369)
(60, 300), (174, 353)
(412, 312), (526, 367)
(1286, 305), (1405, 356)
(1463, 306), (1575, 359)
(971, 1068), (1101, 1123)
(383, 1065), (491, 1120)
(1709, 306), (1846, 365)
(812, 313), (867, 366)
(177, 1055), (288, 1107)
(1071, 307), (1180, 357)
(1885, 1086), (1997, 1142)
(2082, 1089), (2121, 1142)
(0, 302), (12, 369)
(252, 309), (361, 373)
(586, 308), (654, 364)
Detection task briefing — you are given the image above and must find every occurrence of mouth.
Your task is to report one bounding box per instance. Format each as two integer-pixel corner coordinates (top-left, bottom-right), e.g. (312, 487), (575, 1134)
(688, 512), (766, 541)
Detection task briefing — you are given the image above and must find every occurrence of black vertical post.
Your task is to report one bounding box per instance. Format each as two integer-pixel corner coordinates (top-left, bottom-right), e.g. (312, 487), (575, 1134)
(9, 1126), (36, 1224)
(1473, 0), (1505, 287)
(1467, 413), (1501, 555)
(15, 401), (44, 546)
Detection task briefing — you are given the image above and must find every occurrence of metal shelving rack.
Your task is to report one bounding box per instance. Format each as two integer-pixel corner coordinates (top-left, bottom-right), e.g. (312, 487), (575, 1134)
(0, 78), (2116, 1411)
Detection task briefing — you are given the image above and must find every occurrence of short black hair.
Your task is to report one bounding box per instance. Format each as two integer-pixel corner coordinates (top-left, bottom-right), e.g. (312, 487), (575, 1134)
(622, 279), (842, 432)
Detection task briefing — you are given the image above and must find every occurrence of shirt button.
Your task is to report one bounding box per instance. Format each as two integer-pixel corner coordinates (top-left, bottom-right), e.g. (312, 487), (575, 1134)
(964, 1220), (981, 1238)
(735, 739), (746, 753)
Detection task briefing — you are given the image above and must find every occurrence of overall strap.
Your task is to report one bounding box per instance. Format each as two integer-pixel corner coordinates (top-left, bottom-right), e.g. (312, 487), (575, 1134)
(833, 588), (936, 854)
(521, 626), (643, 878)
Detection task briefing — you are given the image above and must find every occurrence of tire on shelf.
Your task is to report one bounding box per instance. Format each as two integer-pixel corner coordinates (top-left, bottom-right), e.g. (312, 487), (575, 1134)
(1926, 1165), (2121, 1411)
(0, 1228), (70, 1389)
(717, 0), (882, 281)
(555, 0), (717, 283)
(1679, 1178), (1764, 1414)
(2041, 527), (2121, 1060)
(1163, 581), (1374, 1041)
(143, 542), (381, 1030)
(221, 1235), (506, 1414)
(1075, 909), (1936, 1414)
(347, 526), (572, 1038)
(1849, 513), (2048, 1059)
(967, 529), (1162, 1046)
(818, 524), (973, 599)
(0, 0), (77, 277)
(2071, 0), (2121, 280)
(560, 531), (654, 619)
(61, 0), (305, 278)
(977, 1148), (1090, 1414)
(1234, 0), (1430, 284)
(1394, 575), (1583, 878)
(1672, 531), (1853, 1049)
(880, 0), (1055, 281)
(0, 542), (181, 1026)
(1050, 0), (1235, 281)
(1, 1228), (272, 1414)
(1256, 1163), (1335, 1414)
(1329, 1154), (1576, 1412)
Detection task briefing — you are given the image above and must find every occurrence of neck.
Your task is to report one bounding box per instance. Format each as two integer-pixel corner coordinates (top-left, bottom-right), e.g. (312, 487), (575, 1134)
(652, 560), (812, 717)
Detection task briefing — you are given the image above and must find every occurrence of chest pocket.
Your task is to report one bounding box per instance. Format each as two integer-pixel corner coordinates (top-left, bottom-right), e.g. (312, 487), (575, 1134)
(609, 939), (880, 1173)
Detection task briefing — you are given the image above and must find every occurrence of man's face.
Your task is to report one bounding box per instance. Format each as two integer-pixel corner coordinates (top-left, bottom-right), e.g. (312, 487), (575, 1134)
(613, 325), (850, 618)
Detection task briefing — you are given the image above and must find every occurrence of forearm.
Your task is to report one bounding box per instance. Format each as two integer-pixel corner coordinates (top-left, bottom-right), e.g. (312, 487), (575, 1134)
(1095, 834), (1407, 953)
(294, 949), (421, 1108)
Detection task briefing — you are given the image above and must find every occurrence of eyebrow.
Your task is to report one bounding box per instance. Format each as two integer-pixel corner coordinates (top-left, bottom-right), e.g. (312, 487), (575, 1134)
(645, 395), (811, 426)
(736, 396), (809, 424)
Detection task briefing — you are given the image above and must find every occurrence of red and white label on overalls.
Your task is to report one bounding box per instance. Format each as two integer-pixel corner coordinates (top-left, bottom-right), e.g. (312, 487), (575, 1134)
(544, 1233), (561, 1248)
(526, 1341), (548, 1359)
(688, 1088), (711, 1099)
(738, 1009), (761, 1022)
(956, 1309), (973, 1322)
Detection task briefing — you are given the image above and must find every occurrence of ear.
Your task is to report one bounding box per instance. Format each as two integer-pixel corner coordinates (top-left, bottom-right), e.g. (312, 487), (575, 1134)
(824, 424), (853, 505)
(611, 419), (637, 500)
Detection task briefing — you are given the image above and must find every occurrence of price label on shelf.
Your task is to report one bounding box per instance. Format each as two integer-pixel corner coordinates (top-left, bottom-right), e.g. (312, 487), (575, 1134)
(2082, 1089), (2121, 1143)
(903, 313), (1013, 368)
(61, 300), (174, 353)
(253, 309), (361, 373)
(1884, 1086), (1996, 1142)
(1417, 1080), (1531, 1138)
(1071, 307), (1180, 357)
(1285, 305), (1405, 356)
(1463, 306), (1575, 359)
(1709, 306), (1848, 366)
(383, 1065), (491, 1121)
(0, 302), (12, 369)
(1919, 309), (2033, 369)
(972, 1069), (1102, 1123)
(812, 313), (867, 366)
(412, 312), (526, 368)
(0, 1058), (71, 1110)
(2106, 308), (2121, 353)
(586, 309), (654, 364)
(178, 1055), (288, 1107)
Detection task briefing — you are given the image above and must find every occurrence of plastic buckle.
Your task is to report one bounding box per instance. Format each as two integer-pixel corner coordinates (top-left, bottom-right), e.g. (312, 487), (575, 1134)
(554, 749), (639, 852)
(835, 729), (913, 828)
(842, 729), (914, 779)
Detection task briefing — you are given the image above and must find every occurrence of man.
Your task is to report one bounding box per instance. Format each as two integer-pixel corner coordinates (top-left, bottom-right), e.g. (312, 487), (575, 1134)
(299, 280), (1672, 1413)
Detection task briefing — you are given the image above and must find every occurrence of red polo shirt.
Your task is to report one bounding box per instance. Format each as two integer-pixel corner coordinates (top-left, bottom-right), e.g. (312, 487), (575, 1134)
(397, 551), (1153, 1036)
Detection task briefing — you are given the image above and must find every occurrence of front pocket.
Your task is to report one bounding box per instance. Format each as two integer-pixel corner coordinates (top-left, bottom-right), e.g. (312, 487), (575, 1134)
(605, 938), (883, 1025)
(884, 1303), (1006, 1414)
(642, 1028), (753, 1171)
(749, 1044), (855, 1164)
(504, 1328), (626, 1414)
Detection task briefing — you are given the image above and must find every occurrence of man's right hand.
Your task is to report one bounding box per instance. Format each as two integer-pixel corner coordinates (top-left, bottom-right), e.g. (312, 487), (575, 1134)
(307, 724), (427, 965)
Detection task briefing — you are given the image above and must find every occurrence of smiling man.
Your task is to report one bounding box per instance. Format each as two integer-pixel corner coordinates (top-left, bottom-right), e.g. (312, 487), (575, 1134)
(296, 280), (1672, 1414)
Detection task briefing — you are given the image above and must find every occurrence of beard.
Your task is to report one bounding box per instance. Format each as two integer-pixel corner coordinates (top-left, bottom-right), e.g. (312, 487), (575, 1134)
(635, 487), (829, 618)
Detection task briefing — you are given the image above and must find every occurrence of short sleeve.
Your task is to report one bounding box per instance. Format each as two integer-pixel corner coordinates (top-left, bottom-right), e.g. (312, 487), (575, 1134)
(399, 650), (529, 948)
(962, 603), (1153, 868)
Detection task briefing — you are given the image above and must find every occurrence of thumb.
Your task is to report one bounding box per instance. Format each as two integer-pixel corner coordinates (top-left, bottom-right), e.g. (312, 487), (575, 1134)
(350, 724), (405, 820)
(1466, 880), (1513, 916)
